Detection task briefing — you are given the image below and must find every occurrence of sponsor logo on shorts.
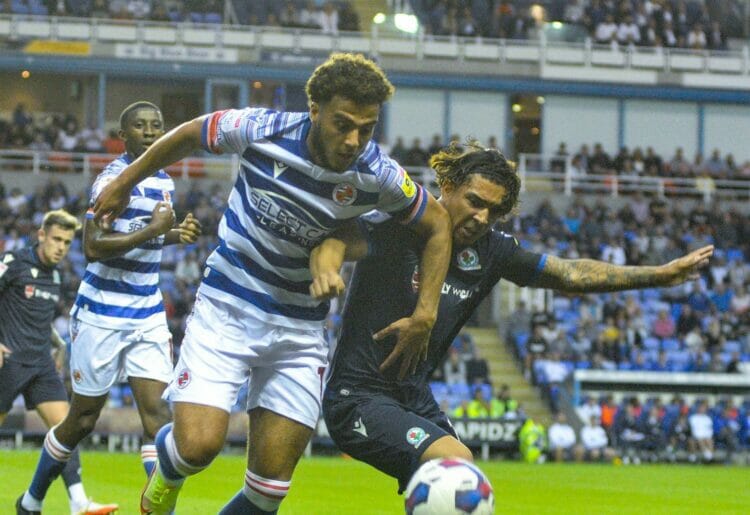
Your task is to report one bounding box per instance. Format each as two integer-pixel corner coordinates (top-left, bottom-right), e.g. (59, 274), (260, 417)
(177, 369), (191, 389)
(411, 266), (420, 293)
(353, 417), (368, 438)
(72, 370), (83, 384)
(457, 248), (481, 271)
(406, 427), (430, 449)
(332, 182), (357, 206)
(25, 285), (35, 298)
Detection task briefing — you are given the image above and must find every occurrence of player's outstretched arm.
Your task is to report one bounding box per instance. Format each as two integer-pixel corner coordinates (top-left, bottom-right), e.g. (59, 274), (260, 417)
(92, 116), (206, 226)
(164, 212), (203, 245)
(309, 221), (368, 300)
(533, 245), (714, 293)
(83, 202), (176, 261)
(377, 193), (452, 379)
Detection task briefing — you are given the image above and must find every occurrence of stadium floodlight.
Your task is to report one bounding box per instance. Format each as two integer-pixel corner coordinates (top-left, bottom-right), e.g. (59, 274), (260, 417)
(373, 12), (386, 25)
(394, 13), (419, 34)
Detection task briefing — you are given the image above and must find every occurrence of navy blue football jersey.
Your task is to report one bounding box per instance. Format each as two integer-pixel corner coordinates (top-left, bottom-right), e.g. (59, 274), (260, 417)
(327, 218), (546, 394)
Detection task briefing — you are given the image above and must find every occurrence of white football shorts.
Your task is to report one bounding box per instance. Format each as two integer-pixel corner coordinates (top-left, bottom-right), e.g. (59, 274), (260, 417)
(165, 293), (328, 429)
(69, 316), (173, 396)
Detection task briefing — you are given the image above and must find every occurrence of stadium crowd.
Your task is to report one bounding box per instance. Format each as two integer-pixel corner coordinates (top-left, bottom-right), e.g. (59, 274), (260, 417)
(408, 0), (743, 49)
(0, 0), (361, 32)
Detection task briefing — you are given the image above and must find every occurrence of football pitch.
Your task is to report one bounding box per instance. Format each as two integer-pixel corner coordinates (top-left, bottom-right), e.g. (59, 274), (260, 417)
(1, 450), (748, 514)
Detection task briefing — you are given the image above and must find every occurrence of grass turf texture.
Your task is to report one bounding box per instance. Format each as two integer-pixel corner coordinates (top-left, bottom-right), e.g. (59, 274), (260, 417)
(1, 450), (748, 514)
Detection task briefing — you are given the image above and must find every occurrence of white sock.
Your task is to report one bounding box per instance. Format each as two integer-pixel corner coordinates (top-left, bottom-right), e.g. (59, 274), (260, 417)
(22, 491), (42, 511)
(68, 482), (88, 508)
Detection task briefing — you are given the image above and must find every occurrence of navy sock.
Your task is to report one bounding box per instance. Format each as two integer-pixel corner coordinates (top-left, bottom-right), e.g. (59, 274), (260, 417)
(219, 491), (277, 515)
(28, 438), (70, 500)
(60, 448), (82, 488)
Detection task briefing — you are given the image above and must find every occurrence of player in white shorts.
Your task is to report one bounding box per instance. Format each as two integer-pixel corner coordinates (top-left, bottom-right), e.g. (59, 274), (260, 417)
(92, 54), (452, 514)
(18, 102), (202, 514)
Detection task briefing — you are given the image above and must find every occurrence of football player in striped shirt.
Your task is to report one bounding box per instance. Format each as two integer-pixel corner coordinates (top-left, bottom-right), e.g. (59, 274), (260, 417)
(17, 102), (201, 515)
(92, 54), (452, 514)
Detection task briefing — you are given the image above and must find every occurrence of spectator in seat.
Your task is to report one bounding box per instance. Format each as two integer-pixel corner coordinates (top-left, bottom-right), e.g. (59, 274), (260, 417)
(652, 309), (676, 339)
(465, 347), (490, 386)
(577, 396), (601, 423)
(466, 387), (490, 419)
(687, 23), (707, 50)
(103, 129), (125, 155)
(525, 325), (548, 382)
(548, 412), (582, 462)
(707, 21), (727, 51)
(318, 2), (339, 35)
(713, 405), (740, 463)
(638, 405), (666, 461)
(443, 348), (467, 385)
(688, 400), (714, 462)
(614, 398), (646, 464)
(594, 13), (618, 45)
(580, 415), (615, 462)
(404, 137), (429, 167)
(489, 384), (518, 419)
(616, 14), (640, 47)
(666, 412), (691, 462)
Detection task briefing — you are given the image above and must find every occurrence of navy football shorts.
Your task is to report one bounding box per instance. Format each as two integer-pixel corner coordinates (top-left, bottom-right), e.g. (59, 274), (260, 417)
(323, 386), (457, 493)
(0, 356), (67, 413)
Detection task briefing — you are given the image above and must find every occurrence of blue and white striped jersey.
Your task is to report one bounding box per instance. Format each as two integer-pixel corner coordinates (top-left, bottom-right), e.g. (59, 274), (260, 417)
(72, 154), (175, 330)
(201, 108), (428, 330)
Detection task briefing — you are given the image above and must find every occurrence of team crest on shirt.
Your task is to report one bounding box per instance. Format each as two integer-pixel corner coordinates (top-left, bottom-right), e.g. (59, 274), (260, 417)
(406, 427), (430, 449)
(24, 285), (35, 298)
(72, 370), (83, 384)
(162, 191), (171, 202)
(3, 254), (14, 264)
(53, 270), (61, 284)
(332, 182), (357, 206)
(31, 267), (38, 278)
(273, 160), (288, 178)
(177, 369), (191, 389)
(411, 265), (420, 293)
(457, 248), (481, 271)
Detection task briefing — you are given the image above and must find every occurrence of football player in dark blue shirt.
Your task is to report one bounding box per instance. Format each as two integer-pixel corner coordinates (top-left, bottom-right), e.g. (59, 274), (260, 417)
(311, 140), (714, 493)
(0, 210), (118, 515)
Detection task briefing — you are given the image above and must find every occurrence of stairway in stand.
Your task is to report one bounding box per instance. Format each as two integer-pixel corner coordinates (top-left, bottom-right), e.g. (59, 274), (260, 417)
(464, 327), (551, 426)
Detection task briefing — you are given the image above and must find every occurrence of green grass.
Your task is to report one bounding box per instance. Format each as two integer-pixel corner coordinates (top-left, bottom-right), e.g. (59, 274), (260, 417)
(1, 450), (748, 514)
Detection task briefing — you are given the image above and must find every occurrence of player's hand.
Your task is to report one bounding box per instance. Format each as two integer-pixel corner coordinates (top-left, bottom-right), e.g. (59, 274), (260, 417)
(309, 270), (345, 300)
(149, 202), (176, 236)
(93, 176), (131, 230)
(376, 314), (434, 380)
(0, 343), (11, 368)
(176, 212), (202, 243)
(659, 245), (714, 286)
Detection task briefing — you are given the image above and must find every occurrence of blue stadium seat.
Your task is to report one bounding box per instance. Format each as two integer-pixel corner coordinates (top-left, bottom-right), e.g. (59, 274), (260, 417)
(723, 340), (741, 355)
(643, 337), (660, 351)
(430, 382), (449, 403)
(189, 12), (204, 23)
(12, 1), (30, 14)
(449, 382), (470, 400)
(204, 12), (222, 24)
(575, 361), (591, 369)
(670, 303), (682, 322)
(726, 248), (744, 262)
(661, 338), (681, 352)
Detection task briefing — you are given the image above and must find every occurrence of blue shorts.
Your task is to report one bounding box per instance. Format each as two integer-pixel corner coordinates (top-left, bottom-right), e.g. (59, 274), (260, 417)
(323, 386), (457, 493)
(0, 356), (67, 413)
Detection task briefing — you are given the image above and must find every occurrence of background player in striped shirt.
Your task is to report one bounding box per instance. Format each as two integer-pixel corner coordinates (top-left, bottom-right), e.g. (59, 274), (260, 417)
(310, 140), (713, 496)
(17, 102), (201, 515)
(92, 54), (452, 514)
(1, 210), (118, 515)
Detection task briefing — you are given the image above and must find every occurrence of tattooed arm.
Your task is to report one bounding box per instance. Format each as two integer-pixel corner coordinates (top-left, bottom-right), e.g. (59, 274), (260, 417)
(533, 245), (714, 293)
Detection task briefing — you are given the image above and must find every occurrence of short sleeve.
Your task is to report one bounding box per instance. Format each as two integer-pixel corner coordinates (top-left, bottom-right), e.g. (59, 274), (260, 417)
(202, 108), (274, 155)
(374, 157), (427, 227)
(489, 232), (546, 287)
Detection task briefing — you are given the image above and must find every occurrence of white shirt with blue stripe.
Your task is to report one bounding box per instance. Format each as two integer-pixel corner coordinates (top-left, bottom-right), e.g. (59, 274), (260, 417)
(201, 108), (428, 331)
(73, 153), (175, 331)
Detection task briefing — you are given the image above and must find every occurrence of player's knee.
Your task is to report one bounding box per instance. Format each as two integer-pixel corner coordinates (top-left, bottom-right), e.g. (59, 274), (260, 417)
(141, 408), (172, 441)
(175, 430), (223, 466)
(73, 412), (100, 436)
(452, 442), (474, 462)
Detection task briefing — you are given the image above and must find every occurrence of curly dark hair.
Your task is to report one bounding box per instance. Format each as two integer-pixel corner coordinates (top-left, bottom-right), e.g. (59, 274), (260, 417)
(305, 53), (395, 106)
(430, 139), (520, 218)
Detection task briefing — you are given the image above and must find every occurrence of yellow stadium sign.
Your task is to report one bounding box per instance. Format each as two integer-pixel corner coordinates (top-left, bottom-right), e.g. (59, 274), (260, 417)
(24, 40), (91, 56)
